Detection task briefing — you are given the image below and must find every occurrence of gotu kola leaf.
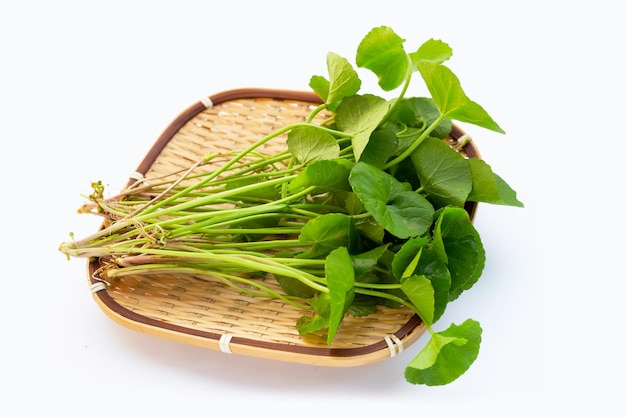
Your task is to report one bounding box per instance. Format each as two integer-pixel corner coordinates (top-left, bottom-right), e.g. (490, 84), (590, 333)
(309, 52), (362, 111)
(349, 161), (434, 239)
(335, 94), (390, 161)
(296, 247), (355, 346)
(405, 318), (482, 386)
(467, 158), (524, 207)
(356, 25), (408, 91)
(325, 246), (355, 344)
(286, 125), (340, 164)
(410, 136), (473, 208)
(418, 61), (505, 134)
(431, 207), (485, 301)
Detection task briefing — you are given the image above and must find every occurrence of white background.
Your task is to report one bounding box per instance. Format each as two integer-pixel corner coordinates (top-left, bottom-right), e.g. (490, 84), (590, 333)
(2, 1), (624, 415)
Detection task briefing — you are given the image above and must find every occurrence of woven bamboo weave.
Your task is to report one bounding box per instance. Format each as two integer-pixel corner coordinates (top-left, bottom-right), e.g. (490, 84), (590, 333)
(88, 88), (478, 367)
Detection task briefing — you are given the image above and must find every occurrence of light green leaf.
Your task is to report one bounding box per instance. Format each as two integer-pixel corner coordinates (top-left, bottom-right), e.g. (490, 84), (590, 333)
(401, 274), (435, 325)
(325, 246), (355, 344)
(309, 75), (330, 103)
(325, 52), (362, 108)
(405, 319), (482, 386)
(286, 125), (340, 164)
(335, 94), (390, 161)
(418, 62), (505, 134)
(356, 25), (408, 91)
(409, 38), (453, 71)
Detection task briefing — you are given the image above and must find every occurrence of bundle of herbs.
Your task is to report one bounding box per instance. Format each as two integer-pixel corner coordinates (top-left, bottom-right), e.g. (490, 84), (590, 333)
(59, 26), (523, 386)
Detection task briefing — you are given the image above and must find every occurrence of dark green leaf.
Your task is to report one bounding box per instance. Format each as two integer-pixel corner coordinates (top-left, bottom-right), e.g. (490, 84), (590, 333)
(351, 244), (389, 276)
(431, 207), (485, 301)
(288, 159), (352, 193)
(410, 136), (473, 208)
(348, 294), (378, 317)
(354, 217), (385, 245)
(274, 274), (319, 299)
(225, 176), (280, 200)
(391, 236), (429, 279)
(298, 213), (359, 258)
(413, 248), (452, 323)
(391, 97), (452, 139)
(349, 162), (435, 239)
(405, 319), (482, 386)
(358, 125), (398, 168)
(391, 239), (450, 323)
(467, 158), (524, 207)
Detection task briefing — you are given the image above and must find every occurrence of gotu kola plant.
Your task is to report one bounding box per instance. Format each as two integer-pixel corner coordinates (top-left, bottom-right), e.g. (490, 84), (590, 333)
(59, 26), (523, 386)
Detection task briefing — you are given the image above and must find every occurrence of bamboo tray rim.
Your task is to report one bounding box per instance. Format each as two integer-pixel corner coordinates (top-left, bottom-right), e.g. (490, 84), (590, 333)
(87, 88), (478, 367)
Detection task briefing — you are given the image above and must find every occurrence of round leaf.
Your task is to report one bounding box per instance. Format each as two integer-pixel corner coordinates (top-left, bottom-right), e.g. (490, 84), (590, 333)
(405, 319), (482, 386)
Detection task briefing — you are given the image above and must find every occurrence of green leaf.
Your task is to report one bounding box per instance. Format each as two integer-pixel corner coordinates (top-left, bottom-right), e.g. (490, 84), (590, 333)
(414, 248), (452, 323)
(394, 243), (451, 323)
(288, 159), (352, 193)
(324, 52), (362, 109)
(401, 273), (435, 325)
(349, 162), (435, 239)
(467, 158), (524, 207)
(274, 274), (319, 298)
(298, 213), (359, 258)
(409, 38), (453, 71)
(418, 62), (505, 134)
(225, 176), (280, 200)
(391, 236), (429, 279)
(391, 97), (452, 139)
(309, 75), (330, 103)
(358, 125), (398, 168)
(405, 319), (482, 386)
(354, 217), (385, 245)
(410, 136), (473, 208)
(348, 294), (378, 317)
(335, 94), (390, 161)
(431, 207), (485, 301)
(356, 26), (408, 91)
(296, 293), (330, 335)
(351, 244), (389, 276)
(286, 125), (340, 164)
(325, 246), (355, 344)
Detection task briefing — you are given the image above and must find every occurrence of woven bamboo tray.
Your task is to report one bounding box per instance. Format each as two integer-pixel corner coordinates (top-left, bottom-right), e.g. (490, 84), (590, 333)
(87, 88), (479, 367)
